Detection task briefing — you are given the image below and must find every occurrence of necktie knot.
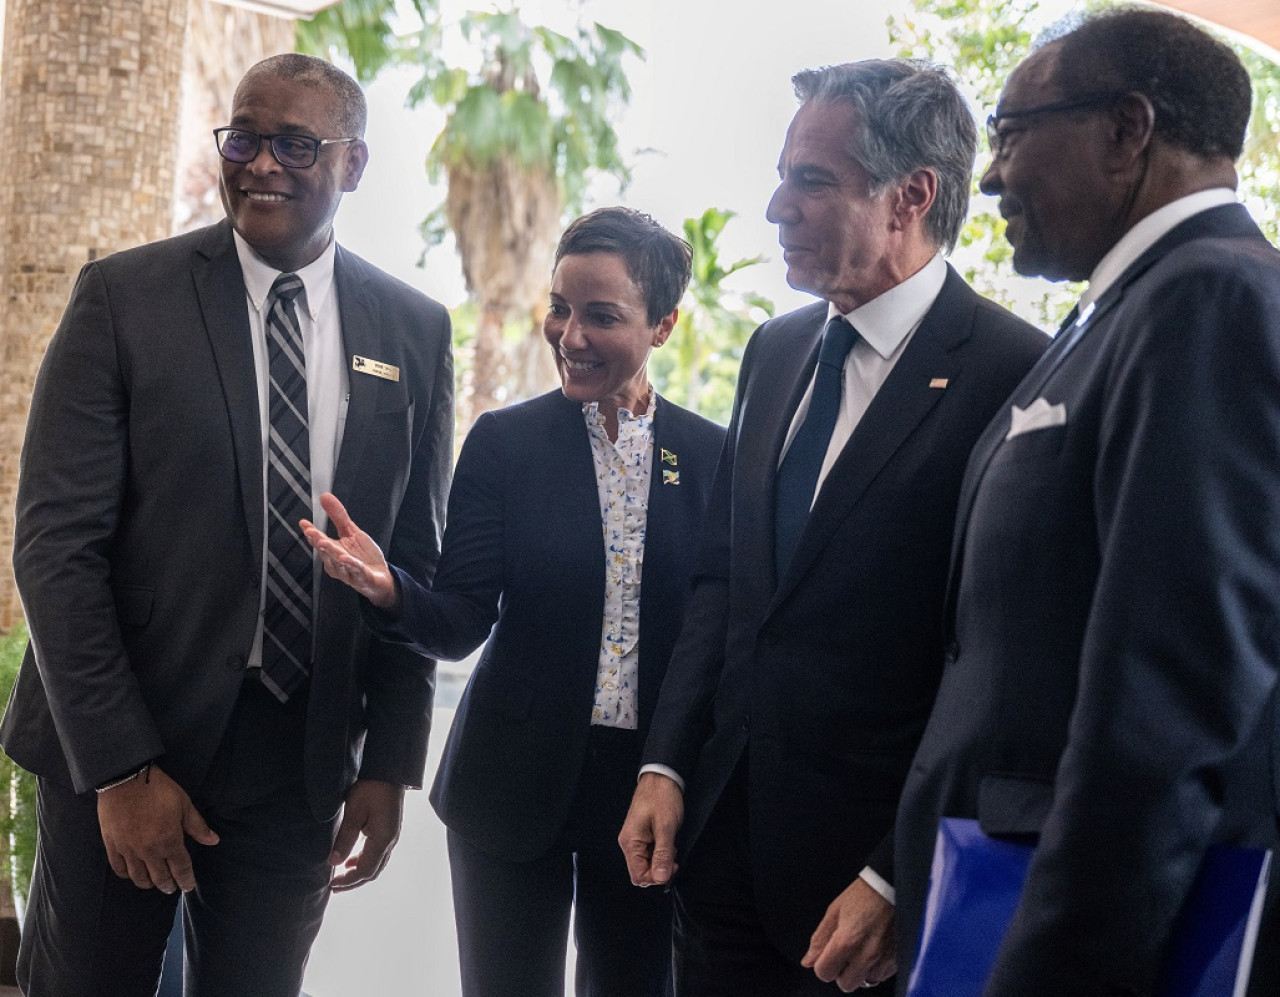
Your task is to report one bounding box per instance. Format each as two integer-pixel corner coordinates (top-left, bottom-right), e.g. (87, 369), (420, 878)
(817, 316), (857, 370)
(270, 272), (304, 305)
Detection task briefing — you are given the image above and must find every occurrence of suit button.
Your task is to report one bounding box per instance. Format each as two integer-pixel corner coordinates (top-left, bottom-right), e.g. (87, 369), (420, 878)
(741, 716), (750, 733)
(249, 573), (260, 589)
(226, 653), (247, 671)
(945, 640), (960, 662)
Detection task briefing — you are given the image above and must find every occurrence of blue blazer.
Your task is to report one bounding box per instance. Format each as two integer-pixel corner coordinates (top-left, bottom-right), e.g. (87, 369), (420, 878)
(374, 389), (724, 860)
(895, 205), (1280, 995)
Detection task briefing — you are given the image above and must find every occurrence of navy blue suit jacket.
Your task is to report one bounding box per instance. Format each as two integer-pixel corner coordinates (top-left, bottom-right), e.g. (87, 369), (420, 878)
(642, 265), (1048, 960)
(896, 205), (1280, 995)
(373, 389), (724, 861)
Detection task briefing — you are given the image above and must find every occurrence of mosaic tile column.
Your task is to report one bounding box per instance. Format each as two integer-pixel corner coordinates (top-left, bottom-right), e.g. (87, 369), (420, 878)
(0, 0), (189, 627)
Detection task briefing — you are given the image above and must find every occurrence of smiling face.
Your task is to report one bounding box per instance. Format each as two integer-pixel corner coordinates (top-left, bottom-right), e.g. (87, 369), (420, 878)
(218, 74), (367, 272)
(979, 44), (1122, 282)
(765, 100), (902, 313)
(543, 252), (675, 434)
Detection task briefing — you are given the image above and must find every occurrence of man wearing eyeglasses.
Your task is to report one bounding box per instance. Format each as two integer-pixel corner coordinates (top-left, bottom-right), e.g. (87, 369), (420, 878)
(894, 9), (1280, 995)
(0, 53), (453, 996)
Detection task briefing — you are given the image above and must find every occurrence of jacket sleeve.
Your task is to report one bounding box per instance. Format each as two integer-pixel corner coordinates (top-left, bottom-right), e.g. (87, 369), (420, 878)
(356, 302), (454, 788)
(13, 262), (167, 792)
(361, 408), (507, 663)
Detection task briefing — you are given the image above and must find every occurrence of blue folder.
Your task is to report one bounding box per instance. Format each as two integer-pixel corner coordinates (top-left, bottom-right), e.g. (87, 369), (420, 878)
(906, 818), (1271, 997)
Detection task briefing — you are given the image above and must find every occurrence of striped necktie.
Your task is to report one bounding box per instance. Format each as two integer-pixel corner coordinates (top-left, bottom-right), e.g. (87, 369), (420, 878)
(260, 272), (312, 702)
(774, 316), (859, 580)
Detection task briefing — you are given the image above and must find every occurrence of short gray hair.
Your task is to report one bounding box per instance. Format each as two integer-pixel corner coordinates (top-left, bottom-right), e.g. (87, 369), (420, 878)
(236, 53), (367, 138)
(792, 60), (976, 252)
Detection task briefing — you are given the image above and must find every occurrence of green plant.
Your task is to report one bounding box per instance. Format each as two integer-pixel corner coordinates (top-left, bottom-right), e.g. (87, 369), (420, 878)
(0, 625), (35, 905)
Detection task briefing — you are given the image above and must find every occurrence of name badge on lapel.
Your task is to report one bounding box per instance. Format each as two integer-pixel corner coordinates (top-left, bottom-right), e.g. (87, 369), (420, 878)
(352, 356), (400, 382)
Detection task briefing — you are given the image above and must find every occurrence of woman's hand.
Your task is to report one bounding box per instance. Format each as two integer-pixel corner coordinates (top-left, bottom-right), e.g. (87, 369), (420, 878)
(301, 492), (400, 612)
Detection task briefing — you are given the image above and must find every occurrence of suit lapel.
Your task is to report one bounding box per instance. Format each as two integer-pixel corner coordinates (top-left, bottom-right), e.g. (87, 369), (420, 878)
(329, 247), (381, 505)
(192, 222), (263, 566)
(944, 203), (1267, 613)
(772, 268), (970, 604)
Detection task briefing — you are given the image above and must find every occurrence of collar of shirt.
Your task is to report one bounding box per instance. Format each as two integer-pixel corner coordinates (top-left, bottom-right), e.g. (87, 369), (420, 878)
(232, 229), (338, 320)
(1081, 188), (1237, 311)
(828, 252), (947, 358)
(582, 391), (658, 440)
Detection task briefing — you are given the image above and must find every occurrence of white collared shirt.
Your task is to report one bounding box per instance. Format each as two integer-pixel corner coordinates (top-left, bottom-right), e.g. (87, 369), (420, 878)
(778, 253), (948, 506)
(233, 231), (350, 668)
(1080, 188), (1238, 311)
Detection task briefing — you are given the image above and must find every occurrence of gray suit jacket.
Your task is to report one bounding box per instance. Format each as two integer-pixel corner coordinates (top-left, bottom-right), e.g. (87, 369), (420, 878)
(0, 220), (453, 820)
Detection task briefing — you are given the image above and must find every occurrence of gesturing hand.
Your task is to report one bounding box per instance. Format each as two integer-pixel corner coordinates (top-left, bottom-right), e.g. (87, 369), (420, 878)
(301, 492), (400, 612)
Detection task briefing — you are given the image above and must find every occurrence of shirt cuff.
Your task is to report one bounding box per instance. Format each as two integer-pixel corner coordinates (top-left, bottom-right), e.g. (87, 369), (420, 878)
(637, 763), (685, 793)
(860, 866), (895, 905)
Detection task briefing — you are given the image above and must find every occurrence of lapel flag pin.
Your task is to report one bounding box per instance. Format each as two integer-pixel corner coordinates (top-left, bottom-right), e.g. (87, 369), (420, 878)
(661, 449), (678, 465)
(662, 469), (680, 486)
(929, 378), (949, 389)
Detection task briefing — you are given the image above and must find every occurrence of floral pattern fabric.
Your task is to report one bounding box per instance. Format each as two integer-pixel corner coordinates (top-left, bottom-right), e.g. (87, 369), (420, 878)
(583, 399), (654, 729)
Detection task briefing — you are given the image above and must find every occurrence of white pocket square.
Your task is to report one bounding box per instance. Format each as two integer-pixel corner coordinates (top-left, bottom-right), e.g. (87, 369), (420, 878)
(1007, 398), (1067, 439)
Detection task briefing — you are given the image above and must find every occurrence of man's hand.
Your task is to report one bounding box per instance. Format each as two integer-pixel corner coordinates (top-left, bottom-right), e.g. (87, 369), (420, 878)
(618, 772), (684, 887)
(97, 763), (219, 894)
(802, 877), (896, 992)
(302, 492), (399, 612)
(329, 779), (405, 892)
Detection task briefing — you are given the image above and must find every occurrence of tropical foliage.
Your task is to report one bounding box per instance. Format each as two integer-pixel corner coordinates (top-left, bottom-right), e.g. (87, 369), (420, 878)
(649, 209), (774, 425)
(300, 0), (643, 428)
(889, 0), (1280, 327)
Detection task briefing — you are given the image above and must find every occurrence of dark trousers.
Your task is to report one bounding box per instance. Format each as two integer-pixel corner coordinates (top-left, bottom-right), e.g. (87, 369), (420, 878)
(447, 725), (674, 997)
(673, 760), (892, 997)
(18, 677), (337, 997)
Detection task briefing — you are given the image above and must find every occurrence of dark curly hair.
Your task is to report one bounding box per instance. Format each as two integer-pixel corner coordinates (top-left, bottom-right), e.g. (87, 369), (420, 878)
(1045, 7), (1251, 160)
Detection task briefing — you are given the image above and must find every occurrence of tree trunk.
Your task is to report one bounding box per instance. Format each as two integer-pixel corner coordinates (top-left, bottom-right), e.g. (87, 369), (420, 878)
(468, 301), (508, 427)
(0, 0), (189, 628)
(174, 0), (294, 234)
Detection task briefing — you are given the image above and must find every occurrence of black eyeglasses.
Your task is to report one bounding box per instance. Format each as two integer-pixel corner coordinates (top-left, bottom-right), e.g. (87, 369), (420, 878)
(213, 127), (358, 169)
(985, 93), (1127, 160)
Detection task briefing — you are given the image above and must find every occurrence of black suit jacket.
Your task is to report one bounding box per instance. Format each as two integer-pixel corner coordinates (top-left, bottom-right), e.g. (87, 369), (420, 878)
(895, 205), (1280, 995)
(643, 265), (1047, 959)
(0, 220), (453, 820)
(369, 389), (724, 861)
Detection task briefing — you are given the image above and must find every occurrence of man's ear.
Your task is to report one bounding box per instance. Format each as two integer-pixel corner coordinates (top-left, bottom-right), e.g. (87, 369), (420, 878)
(343, 140), (369, 192)
(892, 167), (938, 232)
(1105, 92), (1156, 169)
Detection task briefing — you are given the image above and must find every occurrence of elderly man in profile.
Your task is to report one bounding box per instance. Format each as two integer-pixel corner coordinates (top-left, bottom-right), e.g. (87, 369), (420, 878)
(619, 59), (1046, 995)
(0, 54), (453, 996)
(894, 9), (1280, 995)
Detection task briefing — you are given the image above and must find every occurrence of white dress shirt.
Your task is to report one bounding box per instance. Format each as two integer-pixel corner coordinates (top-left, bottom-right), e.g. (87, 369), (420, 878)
(778, 253), (948, 505)
(1080, 187), (1237, 311)
(233, 231), (349, 670)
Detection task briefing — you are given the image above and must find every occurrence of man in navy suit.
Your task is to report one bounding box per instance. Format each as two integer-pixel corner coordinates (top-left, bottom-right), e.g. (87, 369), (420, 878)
(1, 54), (452, 995)
(619, 60), (1046, 995)
(894, 10), (1280, 995)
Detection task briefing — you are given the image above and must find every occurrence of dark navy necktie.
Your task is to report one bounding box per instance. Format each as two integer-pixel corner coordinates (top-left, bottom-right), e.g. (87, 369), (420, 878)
(774, 316), (858, 579)
(260, 273), (312, 702)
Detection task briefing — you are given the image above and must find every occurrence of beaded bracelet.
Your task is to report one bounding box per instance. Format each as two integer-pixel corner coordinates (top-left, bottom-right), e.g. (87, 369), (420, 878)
(94, 760), (154, 795)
